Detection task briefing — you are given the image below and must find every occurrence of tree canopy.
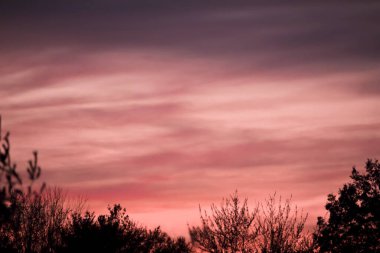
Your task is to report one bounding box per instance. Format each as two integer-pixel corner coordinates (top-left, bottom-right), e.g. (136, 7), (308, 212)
(314, 159), (380, 252)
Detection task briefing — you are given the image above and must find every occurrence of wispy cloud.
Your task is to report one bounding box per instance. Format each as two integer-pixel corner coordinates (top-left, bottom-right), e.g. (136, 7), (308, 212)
(1, 0), (379, 235)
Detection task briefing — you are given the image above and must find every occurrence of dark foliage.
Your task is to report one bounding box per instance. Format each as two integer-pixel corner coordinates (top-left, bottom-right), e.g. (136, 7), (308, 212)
(314, 159), (380, 252)
(0, 126), (191, 253)
(60, 204), (192, 253)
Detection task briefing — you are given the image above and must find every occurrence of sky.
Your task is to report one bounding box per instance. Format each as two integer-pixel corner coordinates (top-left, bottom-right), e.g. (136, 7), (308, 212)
(1, 1), (380, 236)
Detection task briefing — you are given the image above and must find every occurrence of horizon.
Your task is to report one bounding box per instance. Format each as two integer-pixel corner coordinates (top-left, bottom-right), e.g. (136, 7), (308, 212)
(1, 1), (380, 237)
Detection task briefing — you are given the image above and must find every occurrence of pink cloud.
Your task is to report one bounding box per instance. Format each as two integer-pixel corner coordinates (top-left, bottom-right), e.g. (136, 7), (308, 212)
(1, 21), (380, 236)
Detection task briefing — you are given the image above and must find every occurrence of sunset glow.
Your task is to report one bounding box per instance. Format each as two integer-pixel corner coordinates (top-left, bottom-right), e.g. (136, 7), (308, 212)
(1, 1), (380, 236)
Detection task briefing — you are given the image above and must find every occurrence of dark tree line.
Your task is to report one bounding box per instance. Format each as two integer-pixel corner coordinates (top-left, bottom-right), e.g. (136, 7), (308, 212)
(1, 124), (379, 252)
(0, 131), (191, 253)
(61, 204), (191, 253)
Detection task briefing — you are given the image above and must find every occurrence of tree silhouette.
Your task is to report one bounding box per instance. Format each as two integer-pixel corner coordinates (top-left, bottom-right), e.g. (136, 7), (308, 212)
(257, 194), (312, 253)
(5, 187), (72, 253)
(314, 159), (380, 252)
(0, 130), (45, 253)
(189, 191), (259, 253)
(189, 192), (313, 253)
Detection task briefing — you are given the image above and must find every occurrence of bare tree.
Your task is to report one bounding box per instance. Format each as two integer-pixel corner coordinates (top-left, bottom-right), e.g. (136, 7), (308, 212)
(256, 194), (312, 253)
(189, 191), (259, 253)
(189, 192), (313, 253)
(6, 187), (73, 253)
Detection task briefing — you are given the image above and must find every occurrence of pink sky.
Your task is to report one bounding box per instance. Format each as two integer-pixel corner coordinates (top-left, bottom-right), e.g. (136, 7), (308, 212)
(1, 1), (380, 236)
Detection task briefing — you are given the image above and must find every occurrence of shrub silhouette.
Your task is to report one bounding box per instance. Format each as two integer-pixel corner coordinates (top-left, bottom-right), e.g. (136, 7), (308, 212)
(314, 159), (380, 252)
(61, 204), (192, 253)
